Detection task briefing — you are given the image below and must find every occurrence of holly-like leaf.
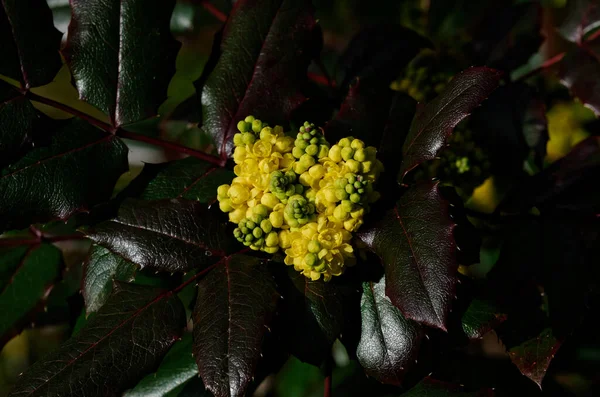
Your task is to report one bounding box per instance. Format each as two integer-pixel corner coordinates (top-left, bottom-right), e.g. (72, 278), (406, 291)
(0, 242), (62, 348)
(0, 118), (128, 233)
(461, 299), (507, 340)
(323, 78), (394, 147)
(124, 332), (198, 397)
(498, 136), (600, 214)
(559, 36), (600, 116)
(85, 199), (230, 273)
(401, 377), (487, 396)
(198, 0), (319, 158)
(557, 0), (600, 44)
(357, 182), (457, 330)
(62, 0), (180, 127)
(140, 157), (234, 201)
(0, 82), (40, 167)
(337, 24), (431, 90)
(276, 267), (357, 365)
(508, 328), (562, 389)
(0, 0), (62, 88)
(357, 277), (423, 385)
(8, 282), (185, 397)
(398, 67), (501, 182)
(82, 245), (137, 313)
(192, 255), (278, 397)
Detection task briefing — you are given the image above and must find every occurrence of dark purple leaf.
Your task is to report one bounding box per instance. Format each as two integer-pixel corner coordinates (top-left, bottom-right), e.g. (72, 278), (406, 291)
(0, 118), (128, 233)
(83, 245), (137, 313)
(357, 182), (457, 330)
(198, 0), (319, 158)
(192, 255), (278, 397)
(357, 277), (423, 385)
(401, 377), (490, 396)
(337, 24), (431, 89)
(0, 0), (62, 88)
(62, 0), (180, 127)
(498, 136), (600, 214)
(0, 82), (40, 167)
(85, 199), (230, 273)
(323, 78), (394, 147)
(398, 67), (501, 182)
(461, 299), (507, 340)
(508, 328), (562, 389)
(559, 36), (600, 116)
(557, 0), (600, 44)
(0, 241), (62, 349)
(7, 282), (185, 397)
(140, 157), (234, 202)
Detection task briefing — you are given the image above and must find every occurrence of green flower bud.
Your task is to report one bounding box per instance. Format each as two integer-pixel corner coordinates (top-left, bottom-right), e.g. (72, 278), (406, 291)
(308, 240), (321, 253)
(237, 120), (250, 133)
(302, 132), (311, 140)
(245, 234), (254, 242)
(310, 137), (319, 145)
(318, 145), (330, 159)
(350, 193), (361, 203)
(354, 148), (366, 162)
(242, 132), (256, 145)
(233, 133), (244, 146)
(336, 188), (348, 201)
(292, 146), (304, 159)
(333, 205), (348, 221)
(341, 147), (355, 161)
(296, 139), (309, 150)
(304, 252), (317, 267)
(266, 231), (279, 247)
(252, 119), (263, 133)
(253, 227), (263, 238)
(329, 145), (342, 162)
(244, 115), (255, 123)
(253, 204), (269, 217)
(338, 137), (352, 147)
(261, 219), (273, 233)
(351, 139), (365, 150)
(345, 184), (355, 194)
(341, 200), (353, 213)
(306, 144), (318, 156)
(299, 154), (316, 168)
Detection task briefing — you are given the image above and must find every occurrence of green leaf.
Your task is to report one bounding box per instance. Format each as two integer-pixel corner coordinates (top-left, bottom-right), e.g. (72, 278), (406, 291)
(557, 0), (600, 43)
(0, 0), (62, 88)
(124, 333), (198, 397)
(198, 0), (319, 158)
(8, 282), (185, 397)
(357, 277), (423, 385)
(0, 118), (128, 233)
(62, 0), (181, 127)
(192, 255), (278, 397)
(85, 199), (231, 273)
(0, 242), (62, 348)
(357, 182), (457, 330)
(399, 377), (484, 396)
(82, 245), (137, 313)
(461, 299), (507, 340)
(508, 328), (562, 389)
(0, 82), (40, 167)
(398, 67), (502, 182)
(559, 36), (600, 117)
(140, 157), (234, 201)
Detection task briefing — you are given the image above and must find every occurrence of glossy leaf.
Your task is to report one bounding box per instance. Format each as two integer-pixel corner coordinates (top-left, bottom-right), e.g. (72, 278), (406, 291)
(559, 36), (600, 116)
(85, 199), (230, 273)
(337, 24), (431, 89)
(83, 245), (137, 313)
(140, 157), (234, 201)
(0, 0), (62, 88)
(398, 67), (502, 182)
(8, 282), (185, 397)
(461, 299), (507, 340)
(499, 136), (600, 214)
(0, 82), (40, 167)
(357, 277), (423, 385)
(323, 78), (394, 147)
(62, 0), (180, 127)
(508, 328), (562, 389)
(198, 0), (319, 158)
(0, 118), (128, 233)
(401, 377), (485, 396)
(125, 333), (198, 397)
(192, 255), (278, 397)
(557, 0), (600, 44)
(0, 242), (62, 348)
(357, 182), (457, 330)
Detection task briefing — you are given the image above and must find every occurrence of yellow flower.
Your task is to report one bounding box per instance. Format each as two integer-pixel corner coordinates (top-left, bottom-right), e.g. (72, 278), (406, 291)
(252, 140), (272, 158)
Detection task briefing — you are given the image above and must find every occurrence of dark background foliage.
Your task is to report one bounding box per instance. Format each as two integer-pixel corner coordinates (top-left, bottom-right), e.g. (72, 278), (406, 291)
(1, 0), (600, 396)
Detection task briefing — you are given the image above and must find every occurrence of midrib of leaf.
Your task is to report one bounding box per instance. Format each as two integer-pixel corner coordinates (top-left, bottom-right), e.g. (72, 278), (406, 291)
(0, 135), (114, 179)
(113, 0), (124, 127)
(176, 166), (218, 199)
(368, 281), (395, 374)
(393, 205), (441, 326)
(225, 257), (234, 395)
(218, 1), (284, 158)
(1, 0), (29, 89)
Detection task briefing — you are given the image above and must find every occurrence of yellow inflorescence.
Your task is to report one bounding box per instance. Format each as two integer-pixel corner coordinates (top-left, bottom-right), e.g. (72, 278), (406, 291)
(217, 116), (383, 281)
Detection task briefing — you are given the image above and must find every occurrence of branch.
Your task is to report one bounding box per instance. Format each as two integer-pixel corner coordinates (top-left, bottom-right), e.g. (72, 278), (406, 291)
(514, 52), (565, 83)
(323, 357), (333, 397)
(200, 1), (227, 23)
(26, 92), (226, 167)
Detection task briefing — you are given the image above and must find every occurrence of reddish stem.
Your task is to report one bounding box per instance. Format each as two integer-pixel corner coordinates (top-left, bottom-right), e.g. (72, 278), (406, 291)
(514, 52), (566, 83)
(324, 374), (332, 397)
(201, 1), (227, 23)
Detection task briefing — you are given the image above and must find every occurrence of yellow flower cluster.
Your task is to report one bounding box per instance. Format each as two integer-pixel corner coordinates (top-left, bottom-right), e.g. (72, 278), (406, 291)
(217, 116), (383, 281)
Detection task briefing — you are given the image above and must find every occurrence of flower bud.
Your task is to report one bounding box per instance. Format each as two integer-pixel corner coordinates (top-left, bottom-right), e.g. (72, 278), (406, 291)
(328, 145), (342, 162)
(269, 211), (284, 228)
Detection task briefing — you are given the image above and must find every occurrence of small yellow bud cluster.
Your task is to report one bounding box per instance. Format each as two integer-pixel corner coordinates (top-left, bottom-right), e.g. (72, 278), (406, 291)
(217, 116), (383, 281)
